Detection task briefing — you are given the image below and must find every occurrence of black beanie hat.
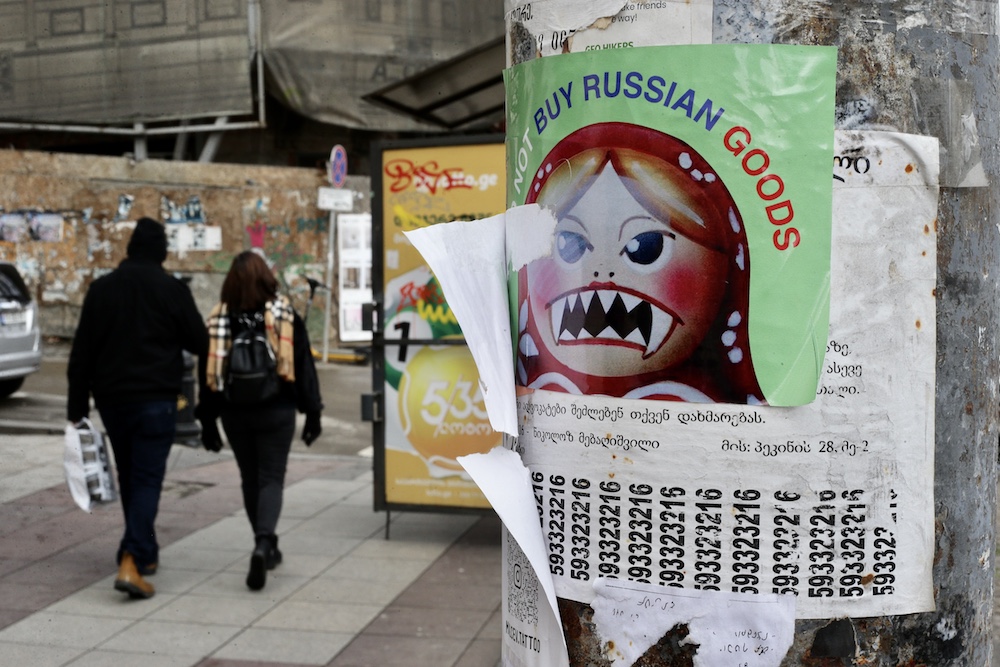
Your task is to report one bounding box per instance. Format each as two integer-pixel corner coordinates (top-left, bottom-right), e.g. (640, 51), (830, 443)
(127, 217), (168, 263)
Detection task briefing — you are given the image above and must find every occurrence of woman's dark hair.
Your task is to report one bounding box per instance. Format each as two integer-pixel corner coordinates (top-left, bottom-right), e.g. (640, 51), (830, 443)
(220, 251), (278, 312)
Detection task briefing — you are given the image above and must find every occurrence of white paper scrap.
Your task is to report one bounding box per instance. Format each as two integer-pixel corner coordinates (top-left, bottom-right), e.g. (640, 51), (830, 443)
(592, 579), (795, 667)
(506, 204), (557, 270)
(459, 447), (561, 623)
(459, 447), (570, 666)
(405, 215), (517, 435)
(507, 0), (630, 33)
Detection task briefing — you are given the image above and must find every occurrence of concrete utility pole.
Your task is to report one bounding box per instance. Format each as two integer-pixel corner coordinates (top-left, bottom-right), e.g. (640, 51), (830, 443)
(712, 2), (999, 663)
(516, 2), (1000, 665)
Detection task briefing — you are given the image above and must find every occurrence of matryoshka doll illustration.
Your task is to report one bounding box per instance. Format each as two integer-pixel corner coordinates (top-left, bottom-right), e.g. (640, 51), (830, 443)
(516, 122), (765, 404)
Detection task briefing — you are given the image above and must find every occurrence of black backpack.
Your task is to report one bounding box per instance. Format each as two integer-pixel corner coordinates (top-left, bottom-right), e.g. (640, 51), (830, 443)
(224, 311), (280, 405)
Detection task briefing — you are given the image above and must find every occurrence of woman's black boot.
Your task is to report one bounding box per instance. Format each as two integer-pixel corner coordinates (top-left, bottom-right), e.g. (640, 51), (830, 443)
(266, 535), (282, 570)
(246, 537), (269, 590)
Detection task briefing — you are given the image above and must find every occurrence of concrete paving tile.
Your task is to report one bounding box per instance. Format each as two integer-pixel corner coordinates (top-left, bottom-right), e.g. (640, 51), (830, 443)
(171, 517), (254, 553)
(340, 486), (375, 507)
(382, 518), (479, 545)
(254, 600), (382, 633)
(5, 555), (109, 589)
(49, 532), (125, 569)
(157, 545), (247, 572)
(194, 569), (310, 601)
(65, 649), (201, 667)
(167, 447), (233, 474)
(198, 659), (316, 667)
(0, 556), (32, 577)
(11, 484), (74, 508)
(148, 592), (278, 626)
(295, 519), (384, 542)
(349, 536), (452, 562)
(477, 610), (503, 640)
(287, 575), (406, 606)
(0, 641), (83, 667)
(166, 489), (244, 519)
(0, 610), (132, 647)
(0, 502), (66, 537)
(281, 480), (354, 519)
(250, 553), (337, 579)
(328, 634), (470, 667)
(99, 619), (241, 657)
(454, 637), (502, 667)
(306, 505), (391, 538)
(365, 605), (492, 639)
(212, 627), (352, 665)
(46, 583), (178, 619)
(453, 514), (501, 544)
(133, 566), (217, 595)
(289, 474), (372, 497)
(167, 516), (254, 551)
(0, 581), (69, 611)
(278, 527), (363, 559)
(319, 555), (430, 584)
(418, 549), (502, 585)
(0, 607), (30, 629)
(0, 468), (68, 503)
(390, 511), (479, 533)
(0, 509), (119, 560)
(394, 580), (502, 612)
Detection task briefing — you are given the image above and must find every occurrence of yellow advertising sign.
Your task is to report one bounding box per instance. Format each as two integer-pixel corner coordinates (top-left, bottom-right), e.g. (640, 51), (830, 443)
(379, 141), (506, 509)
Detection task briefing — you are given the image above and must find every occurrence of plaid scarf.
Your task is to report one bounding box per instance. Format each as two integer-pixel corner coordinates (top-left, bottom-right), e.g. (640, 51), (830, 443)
(205, 295), (296, 392)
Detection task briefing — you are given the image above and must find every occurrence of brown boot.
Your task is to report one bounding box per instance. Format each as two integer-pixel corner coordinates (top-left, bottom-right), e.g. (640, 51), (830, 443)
(114, 552), (155, 599)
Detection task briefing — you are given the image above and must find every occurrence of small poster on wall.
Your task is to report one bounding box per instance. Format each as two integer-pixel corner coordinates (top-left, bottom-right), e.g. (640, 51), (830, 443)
(337, 213), (373, 343)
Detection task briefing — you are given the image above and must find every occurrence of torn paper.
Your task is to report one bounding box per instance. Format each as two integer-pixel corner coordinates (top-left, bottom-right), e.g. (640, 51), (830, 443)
(591, 579), (795, 667)
(516, 130), (938, 619)
(405, 214), (517, 435)
(460, 446), (570, 666)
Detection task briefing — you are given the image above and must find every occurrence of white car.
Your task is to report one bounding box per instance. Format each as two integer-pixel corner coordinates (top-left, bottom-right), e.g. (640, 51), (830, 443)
(0, 262), (42, 398)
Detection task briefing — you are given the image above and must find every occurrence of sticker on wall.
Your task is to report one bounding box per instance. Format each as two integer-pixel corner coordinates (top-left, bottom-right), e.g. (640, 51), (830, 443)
(505, 44), (837, 406)
(167, 224), (222, 252)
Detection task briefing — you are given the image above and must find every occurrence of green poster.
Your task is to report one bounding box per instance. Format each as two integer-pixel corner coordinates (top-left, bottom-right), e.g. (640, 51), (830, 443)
(505, 45), (836, 407)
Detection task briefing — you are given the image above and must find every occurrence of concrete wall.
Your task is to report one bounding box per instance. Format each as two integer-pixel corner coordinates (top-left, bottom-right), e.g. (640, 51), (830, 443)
(0, 149), (371, 345)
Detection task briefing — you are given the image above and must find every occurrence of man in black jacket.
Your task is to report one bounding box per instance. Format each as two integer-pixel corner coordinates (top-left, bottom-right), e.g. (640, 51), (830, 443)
(67, 217), (208, 599)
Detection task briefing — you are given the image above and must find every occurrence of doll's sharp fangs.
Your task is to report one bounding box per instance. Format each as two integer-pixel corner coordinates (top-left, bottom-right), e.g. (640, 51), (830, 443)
(549, 288), (673, 356)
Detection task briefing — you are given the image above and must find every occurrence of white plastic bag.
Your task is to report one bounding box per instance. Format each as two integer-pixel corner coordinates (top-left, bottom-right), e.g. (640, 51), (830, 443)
(63, 418), (118, 512)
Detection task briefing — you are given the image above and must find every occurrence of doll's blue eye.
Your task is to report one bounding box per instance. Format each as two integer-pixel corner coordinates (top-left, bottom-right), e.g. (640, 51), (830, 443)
(557, 231), (592, 263)
(623, 231), (670, 265)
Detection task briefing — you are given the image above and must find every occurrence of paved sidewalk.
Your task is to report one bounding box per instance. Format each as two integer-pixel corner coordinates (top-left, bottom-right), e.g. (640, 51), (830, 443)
(0, 434), (501, 667)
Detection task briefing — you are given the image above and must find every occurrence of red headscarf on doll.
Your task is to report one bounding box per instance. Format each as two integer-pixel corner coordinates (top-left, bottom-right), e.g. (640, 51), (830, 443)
(516, 122), (765, 404)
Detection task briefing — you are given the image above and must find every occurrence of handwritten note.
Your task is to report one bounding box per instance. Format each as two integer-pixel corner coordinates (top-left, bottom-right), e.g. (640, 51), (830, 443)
(591, 578), (795, 667)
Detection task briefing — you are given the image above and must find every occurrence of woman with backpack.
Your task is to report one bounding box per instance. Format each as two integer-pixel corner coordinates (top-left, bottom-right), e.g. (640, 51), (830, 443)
(196, 250), (324, 591)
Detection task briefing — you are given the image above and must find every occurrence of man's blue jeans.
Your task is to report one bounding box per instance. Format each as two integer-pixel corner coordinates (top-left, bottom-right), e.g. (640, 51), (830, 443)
(99, 400), (176, 570)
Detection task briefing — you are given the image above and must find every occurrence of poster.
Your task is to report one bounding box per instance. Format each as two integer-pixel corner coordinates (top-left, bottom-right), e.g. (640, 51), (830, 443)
(507, 130), (938, 622)
(419, 130), (937, 644)
(337, 213), (373, 343)
(505, 45), (836, 407)
(379, 140), (507, 509)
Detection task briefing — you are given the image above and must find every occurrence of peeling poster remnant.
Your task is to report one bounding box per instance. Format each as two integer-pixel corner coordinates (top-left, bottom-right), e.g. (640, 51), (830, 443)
(590, 579), (795, 667)
(506, 0), (712, 65)
(0, 212), (64, 242)
(114, 194), (134, 222)
(161, 194), (207, 224)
